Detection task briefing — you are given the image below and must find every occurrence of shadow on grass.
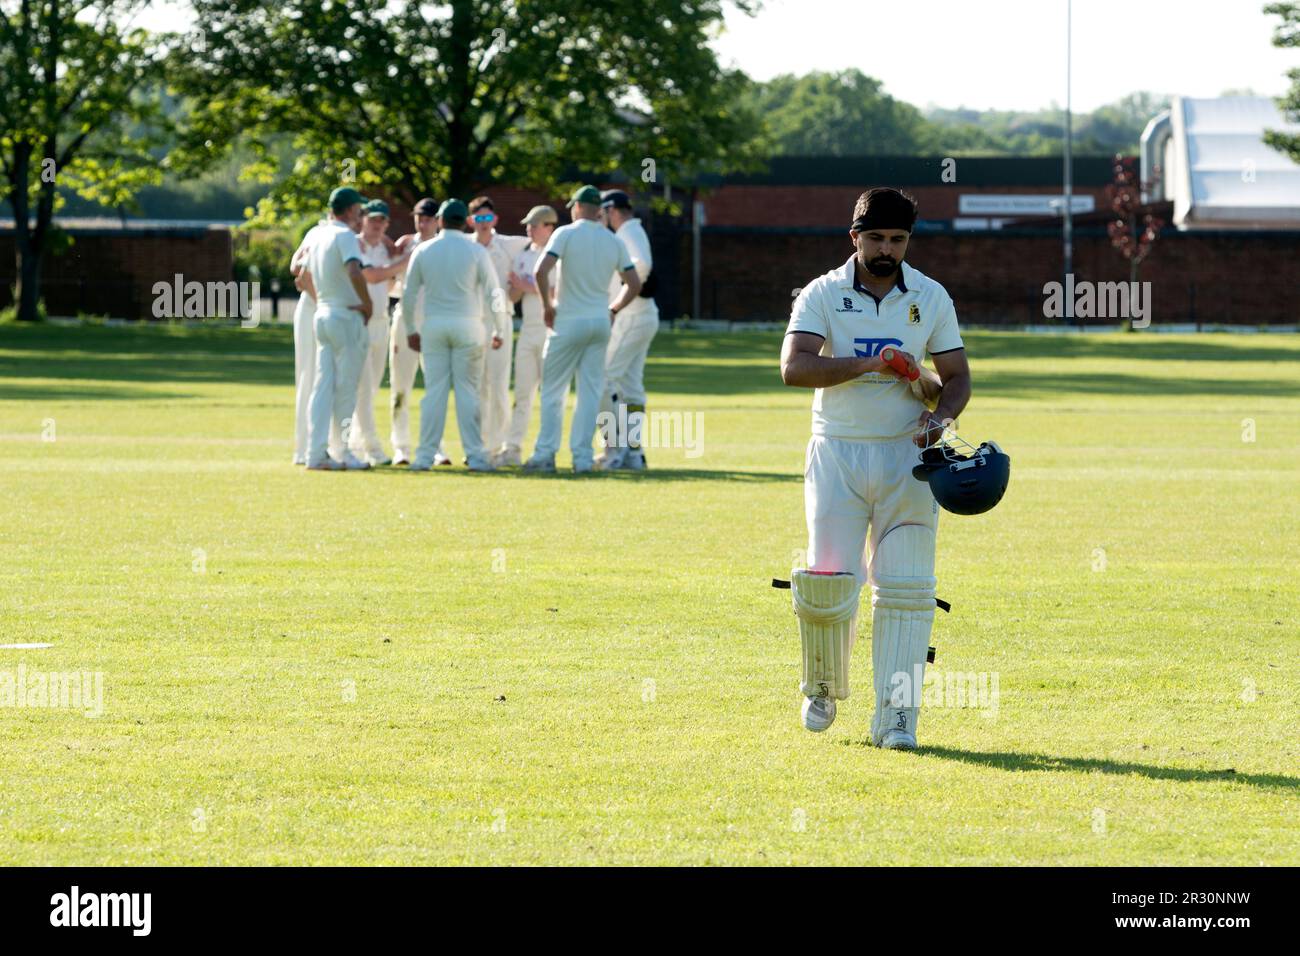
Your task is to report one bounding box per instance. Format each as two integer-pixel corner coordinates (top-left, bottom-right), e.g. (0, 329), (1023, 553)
(976, 370), (1300, 399)
(355, 465), (800, 484)
(908, 745), (1299, 793)
(0, 383), (191, 401)
(961, 332), (1300, 365)
(5, 323), (1293, 406)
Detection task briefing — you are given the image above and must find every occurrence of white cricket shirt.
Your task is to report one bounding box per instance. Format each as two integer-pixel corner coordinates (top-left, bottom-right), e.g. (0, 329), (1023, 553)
(358, 235), (393, 322)
(540, 218), (633, 321)
(291, 220), (329, 274)
(400, 230), (506, 338)
(511, 244), (548, 328)
(306, 220), (364, 313)
(480, 231), (530, 288)
(606, 217), (656, 319)
(786, 257), (964, 440)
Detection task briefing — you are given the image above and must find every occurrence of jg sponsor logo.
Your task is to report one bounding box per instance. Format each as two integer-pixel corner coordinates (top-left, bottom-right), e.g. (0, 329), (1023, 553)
(50, 886), (151, 936)
(853, 337), (903, 358)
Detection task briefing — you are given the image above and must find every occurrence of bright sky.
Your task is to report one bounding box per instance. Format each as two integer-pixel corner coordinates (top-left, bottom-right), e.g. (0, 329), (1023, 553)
(139, 0), (1296, 114)
(714, 0), (1295, 112)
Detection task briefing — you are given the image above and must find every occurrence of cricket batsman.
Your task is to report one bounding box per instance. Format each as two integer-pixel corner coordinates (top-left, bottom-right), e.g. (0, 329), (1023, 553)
(779, 187), (971, 749)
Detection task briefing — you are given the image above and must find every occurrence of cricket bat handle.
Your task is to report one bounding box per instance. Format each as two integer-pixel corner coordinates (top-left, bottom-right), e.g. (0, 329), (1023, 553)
(880, 346), (920, 382)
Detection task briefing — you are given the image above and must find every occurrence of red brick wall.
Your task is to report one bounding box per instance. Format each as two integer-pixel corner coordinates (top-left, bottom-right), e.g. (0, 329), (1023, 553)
(700, 184), (1113, 228)
(686, 228), (1300, 325)
(0, 227), (233, 319)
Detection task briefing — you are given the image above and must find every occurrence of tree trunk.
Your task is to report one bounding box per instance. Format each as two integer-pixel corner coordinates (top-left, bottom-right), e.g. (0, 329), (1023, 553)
(445, 0), (475, 197)
(8, 139), (44, 322)
(14, 247), (43, 322)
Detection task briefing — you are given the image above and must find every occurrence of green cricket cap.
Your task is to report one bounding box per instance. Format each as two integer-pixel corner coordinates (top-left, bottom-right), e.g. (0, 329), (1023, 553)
(566, 185), (602, 208)
(329, 186), (367, 212)
(437, 198), (469, 220)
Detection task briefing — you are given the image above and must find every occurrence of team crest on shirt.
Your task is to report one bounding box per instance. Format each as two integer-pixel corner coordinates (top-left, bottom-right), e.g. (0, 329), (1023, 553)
(835, 296), (862, 313)
(908, 303), (921, 324)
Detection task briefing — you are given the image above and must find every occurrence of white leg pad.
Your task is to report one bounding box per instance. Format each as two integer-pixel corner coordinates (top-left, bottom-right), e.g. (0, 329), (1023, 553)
(791, 570), (861, 701)
(869, 524), (937, 744)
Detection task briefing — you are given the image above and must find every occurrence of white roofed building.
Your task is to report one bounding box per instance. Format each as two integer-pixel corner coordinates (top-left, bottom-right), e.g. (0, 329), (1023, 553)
(1142, 96), (1300, 229)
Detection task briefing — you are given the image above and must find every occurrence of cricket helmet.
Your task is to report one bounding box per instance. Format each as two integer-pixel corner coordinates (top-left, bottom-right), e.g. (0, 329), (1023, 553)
(912, 431), (1010, 516)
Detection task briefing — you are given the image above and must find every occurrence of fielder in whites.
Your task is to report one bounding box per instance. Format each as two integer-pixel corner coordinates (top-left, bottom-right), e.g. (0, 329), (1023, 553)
(467, 196), (529, 464)
(597, 190), (658, 471)
(400, 198), (508, 472)
(526, 185), (640, 474)
(779, 187), (972, 749)
(500, 204), (559, 467)
(350, 199), (411, 466)
(290, 217), (329, 464)
(389, 198), (448, 466)
(305, 187), (378, 471)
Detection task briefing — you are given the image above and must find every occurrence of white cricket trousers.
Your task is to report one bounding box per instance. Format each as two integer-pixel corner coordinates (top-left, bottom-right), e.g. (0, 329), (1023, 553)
(414, 316), (488, 469)
(505, 319), (547, 452)
(480, 321), (513, 454)
(307, 308), (367, 466)
(532, 315), (611, 468)
(389, 317), (422, 460)
(804, 435), (939, 582)
(602, 306), (658, 408)
(292, 292), (316, 459)
(349, 313), (391, 459)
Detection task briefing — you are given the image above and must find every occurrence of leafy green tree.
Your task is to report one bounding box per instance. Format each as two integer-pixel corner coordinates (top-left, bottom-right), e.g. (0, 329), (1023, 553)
(171, 0), (764, 223)
(0, 0), (171, 321)
(738, 70), (934, 155)
(1264, 2), (1300, 161)
(923, 93), (1170, 157)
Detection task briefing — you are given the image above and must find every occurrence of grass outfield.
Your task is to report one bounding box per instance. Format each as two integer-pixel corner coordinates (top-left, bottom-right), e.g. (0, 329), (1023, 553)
(0, 321), (1296, 866)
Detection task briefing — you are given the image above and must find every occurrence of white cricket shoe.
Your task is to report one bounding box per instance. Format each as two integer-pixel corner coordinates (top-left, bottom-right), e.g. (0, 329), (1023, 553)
(622, 450), (647, 471)
(367, 453), (392, 467)
(595, 449), (625, 471)
(340, 450), (372, 470)
(392, 452), (411, 467)
(292, 454), (306, 466)
(433, 452), (452, 466)
(801, 696), (837, 732)
(879, 729), (917, 751)
(495, 447), (523, 467)
(523, 456), (555, 473)
(306, 457), (343, 471)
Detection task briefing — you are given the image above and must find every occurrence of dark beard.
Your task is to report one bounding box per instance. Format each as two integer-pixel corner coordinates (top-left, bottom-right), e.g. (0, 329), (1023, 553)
(864, 256), (898, 278)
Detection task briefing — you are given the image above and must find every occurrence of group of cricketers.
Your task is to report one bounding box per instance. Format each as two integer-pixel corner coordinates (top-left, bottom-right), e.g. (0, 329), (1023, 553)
(289, 184), (657, 473)
(291, 178), (977, 750)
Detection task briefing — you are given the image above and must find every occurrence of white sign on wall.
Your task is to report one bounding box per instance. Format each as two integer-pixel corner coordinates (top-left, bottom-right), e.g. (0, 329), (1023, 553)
(959, 194), (1096, 216)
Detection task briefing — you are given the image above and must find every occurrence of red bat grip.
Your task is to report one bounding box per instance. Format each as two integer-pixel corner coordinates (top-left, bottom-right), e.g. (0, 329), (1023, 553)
(880, 346), (920, 381)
